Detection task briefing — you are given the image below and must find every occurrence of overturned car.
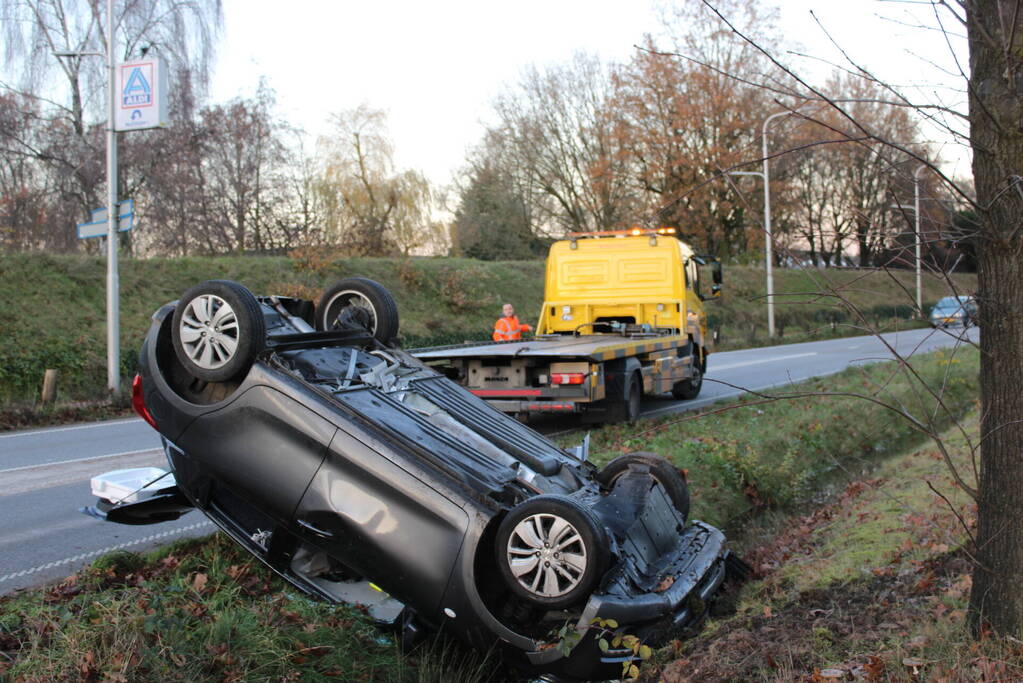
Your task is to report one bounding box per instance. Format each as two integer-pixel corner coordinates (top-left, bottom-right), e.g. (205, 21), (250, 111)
(88, 278), (746, 680)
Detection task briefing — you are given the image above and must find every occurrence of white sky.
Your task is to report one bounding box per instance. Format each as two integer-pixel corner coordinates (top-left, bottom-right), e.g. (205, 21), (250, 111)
(207, 0), (969, 185)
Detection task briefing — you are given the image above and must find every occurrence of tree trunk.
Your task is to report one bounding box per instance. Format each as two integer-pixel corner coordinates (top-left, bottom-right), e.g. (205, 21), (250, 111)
(856, 217), (871, 267)
(966, 0), (1023, 637)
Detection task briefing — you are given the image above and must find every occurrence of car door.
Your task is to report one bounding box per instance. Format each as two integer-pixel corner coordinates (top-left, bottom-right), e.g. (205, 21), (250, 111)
(175, 385), (336, 538)
(292, 425), (469, 615)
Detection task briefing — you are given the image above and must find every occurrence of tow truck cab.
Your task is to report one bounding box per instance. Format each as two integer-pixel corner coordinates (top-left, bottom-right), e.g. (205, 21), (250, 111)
(538, 228), (721, 339)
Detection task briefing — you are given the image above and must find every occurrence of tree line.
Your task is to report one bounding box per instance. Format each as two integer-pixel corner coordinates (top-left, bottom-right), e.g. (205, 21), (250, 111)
(453, 1), (970, 269)
(0, 0), (970, 270)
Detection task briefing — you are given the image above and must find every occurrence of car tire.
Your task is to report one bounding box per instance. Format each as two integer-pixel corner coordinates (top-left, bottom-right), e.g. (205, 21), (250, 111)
(495, 495), (609, 610)
(672, 345), (703, 400)
(316, 277), (400, 343)
(171, 280), (265, 383)
(596, 452), (690, 521)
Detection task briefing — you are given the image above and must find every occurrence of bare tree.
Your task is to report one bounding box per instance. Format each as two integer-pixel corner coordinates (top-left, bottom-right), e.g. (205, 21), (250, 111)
(0, 0), (223, 250)
(614, 0), (782, 257)
(1, 0), (223, 131)
(680, 0), (1021, 637)
(486, 53), (637, 234)
(316, 105), (435, 256)
(962, 0), (1023, 637)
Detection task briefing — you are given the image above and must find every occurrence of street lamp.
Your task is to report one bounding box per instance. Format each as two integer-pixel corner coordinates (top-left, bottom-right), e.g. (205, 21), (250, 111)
(913, 164), (926, 316)
(54, 0), (120, 393)
(759, 107), (815, 337)
(891, 164), (927, 316)
(724, 107), (812, 337)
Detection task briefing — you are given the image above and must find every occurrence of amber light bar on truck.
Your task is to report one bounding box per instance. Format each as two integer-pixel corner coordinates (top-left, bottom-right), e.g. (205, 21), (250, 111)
(567, 227), (677, 238)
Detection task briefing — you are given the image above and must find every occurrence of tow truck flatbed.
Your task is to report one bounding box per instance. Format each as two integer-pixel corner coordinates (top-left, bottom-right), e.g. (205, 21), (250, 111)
(413, 334), (689, 363)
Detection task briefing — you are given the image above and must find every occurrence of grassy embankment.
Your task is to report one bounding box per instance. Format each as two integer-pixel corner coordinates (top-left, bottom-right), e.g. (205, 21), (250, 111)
(0, 345), (996, 681)
(0, 250), (974, 425)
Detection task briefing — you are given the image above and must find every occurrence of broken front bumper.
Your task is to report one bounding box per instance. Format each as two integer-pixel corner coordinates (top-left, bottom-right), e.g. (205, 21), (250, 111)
(523, 521), (741, 679)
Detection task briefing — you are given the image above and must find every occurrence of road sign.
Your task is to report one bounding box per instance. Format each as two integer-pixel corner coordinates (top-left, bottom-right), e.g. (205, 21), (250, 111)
(114, 59), (168, 131)
(77, 199), (134, 239)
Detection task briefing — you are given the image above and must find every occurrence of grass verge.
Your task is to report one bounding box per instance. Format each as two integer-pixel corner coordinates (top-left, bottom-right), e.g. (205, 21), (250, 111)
(634, 405), (1023, 682)
(0, 534), (504, 682)
(0, 252), (974, 426)
(566, 345), (979, 530)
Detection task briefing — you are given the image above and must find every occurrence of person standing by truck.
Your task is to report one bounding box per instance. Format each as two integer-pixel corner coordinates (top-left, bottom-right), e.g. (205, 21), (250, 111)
(492, 303), (533, 341)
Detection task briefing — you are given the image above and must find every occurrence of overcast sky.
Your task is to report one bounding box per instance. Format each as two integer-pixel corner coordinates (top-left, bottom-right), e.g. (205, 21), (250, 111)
(209, 0), (970, 185)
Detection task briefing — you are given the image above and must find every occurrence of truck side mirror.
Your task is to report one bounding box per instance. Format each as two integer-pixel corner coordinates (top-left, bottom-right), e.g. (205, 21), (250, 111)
(711, 283), (722, 297)
(712, 262), (723, 285)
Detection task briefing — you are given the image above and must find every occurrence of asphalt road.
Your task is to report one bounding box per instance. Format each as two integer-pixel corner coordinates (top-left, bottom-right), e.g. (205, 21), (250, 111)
(0, 325), (977, 595)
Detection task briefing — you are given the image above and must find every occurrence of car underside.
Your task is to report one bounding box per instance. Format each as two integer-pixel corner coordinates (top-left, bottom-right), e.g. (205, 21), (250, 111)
(86, 278), (747, 681)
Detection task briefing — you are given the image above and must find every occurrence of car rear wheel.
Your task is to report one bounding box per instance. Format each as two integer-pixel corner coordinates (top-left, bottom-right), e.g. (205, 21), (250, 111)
(316, 277), (400, 343)
(171, 280), (265, 383)
(495, 495), (609, 609)
(596, 452), (690, 521)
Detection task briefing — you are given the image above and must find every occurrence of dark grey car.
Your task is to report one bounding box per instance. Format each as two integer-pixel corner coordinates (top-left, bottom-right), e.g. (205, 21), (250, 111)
(89, 278), (745, 680)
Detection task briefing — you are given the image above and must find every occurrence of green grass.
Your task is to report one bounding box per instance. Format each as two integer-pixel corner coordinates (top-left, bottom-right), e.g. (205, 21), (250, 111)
(559, 345), (979, 530)
(639, 408), (1015, 682)
(0, 251), (975, 407)
(0, 534), (503, 682)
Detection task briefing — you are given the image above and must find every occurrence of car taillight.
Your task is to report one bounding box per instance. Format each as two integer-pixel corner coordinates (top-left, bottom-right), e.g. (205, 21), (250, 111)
(550, 373), (586, 385)
(132, 374), (157, 429)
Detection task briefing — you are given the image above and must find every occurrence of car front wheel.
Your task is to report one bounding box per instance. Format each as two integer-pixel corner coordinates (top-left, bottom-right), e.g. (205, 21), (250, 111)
(495, 495), (609, 609)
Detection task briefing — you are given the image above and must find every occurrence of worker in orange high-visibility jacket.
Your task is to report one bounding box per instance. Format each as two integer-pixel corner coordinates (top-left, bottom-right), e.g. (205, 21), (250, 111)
(493, 303), (533, 341)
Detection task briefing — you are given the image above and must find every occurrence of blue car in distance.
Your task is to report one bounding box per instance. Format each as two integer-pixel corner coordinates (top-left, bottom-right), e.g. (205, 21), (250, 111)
(929, 295), (978, 328)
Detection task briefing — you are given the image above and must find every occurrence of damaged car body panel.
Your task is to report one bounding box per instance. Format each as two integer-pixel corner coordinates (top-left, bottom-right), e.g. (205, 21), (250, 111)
(87, 279), (746, 681)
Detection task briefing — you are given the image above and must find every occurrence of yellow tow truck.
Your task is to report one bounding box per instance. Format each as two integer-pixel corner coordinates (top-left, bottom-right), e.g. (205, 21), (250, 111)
(414, 228), (722, 423)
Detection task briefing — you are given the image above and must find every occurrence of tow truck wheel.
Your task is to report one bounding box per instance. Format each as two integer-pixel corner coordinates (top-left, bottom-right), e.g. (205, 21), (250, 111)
(672, 347), (704, 400)
(495, 495), (609, 609)
(171, 280), (265, 383)
(596, 452), (690, 521)
(317, 277), (400, 343)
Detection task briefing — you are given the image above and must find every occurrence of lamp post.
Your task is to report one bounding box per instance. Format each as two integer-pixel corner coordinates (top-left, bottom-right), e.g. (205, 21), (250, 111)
(54, 0), (120, 393)
(890, 165), (928, 317)
(913, 164), (926, 316)
(722, 107), (813, 337)
(759, 108), (813, 337)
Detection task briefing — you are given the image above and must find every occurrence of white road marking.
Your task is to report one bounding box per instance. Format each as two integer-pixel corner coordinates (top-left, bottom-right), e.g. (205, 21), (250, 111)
(0, 520), (215, 584)
(0, 417), (142, 439)
(0, 448), (161, 475)
(709, 352), (817, 372)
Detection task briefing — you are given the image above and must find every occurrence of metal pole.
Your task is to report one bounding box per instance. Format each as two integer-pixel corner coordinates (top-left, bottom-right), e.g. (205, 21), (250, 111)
(761, 112), (790, 338)
(913, 164), (925, 316)
(106, 0), (120, 393)
(762, 121), (774, 337)
(760, 106), (815, 337)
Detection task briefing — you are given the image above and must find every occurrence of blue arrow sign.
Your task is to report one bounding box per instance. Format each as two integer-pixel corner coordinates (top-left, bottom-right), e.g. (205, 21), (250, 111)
(77, 199), (135, 239)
